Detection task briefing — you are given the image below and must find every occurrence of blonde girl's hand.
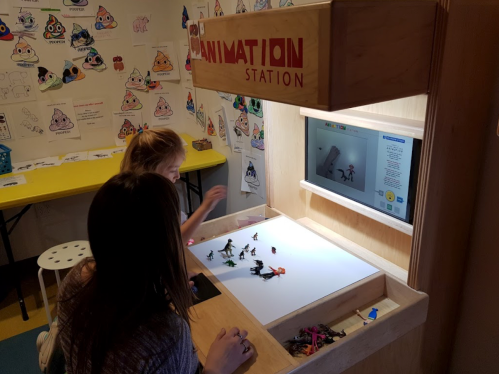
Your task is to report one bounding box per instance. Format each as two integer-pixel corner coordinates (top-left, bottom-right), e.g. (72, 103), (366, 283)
(203, 327), (253, 374)
(203, 186), (227, 212)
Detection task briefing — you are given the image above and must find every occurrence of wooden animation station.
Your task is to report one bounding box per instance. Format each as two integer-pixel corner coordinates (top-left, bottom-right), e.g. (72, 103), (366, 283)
(186, 1), (438, 373)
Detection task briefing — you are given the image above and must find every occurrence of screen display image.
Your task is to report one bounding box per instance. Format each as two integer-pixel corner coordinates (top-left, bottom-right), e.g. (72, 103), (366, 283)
(306, 117), (421, 223)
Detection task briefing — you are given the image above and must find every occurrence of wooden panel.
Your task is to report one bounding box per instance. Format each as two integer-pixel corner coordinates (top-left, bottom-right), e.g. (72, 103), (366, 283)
(191, 1), (436, 111)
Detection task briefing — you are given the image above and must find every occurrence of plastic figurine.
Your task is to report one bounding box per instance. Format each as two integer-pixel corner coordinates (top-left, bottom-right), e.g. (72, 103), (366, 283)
(250, 248), (256, 256)
(356, 308), (378, 325)
(304, 327), (326, 354)
(242, 244), (250, 252)
(239, 250), (245, 260)
(250, 260), (264, 275)
(252, 232), (258, 240)
(317, 324), (346, 340)
(207, 250), (214, 261)
(271, 246), (276, 254)
(260, 266), (285, 280)
(223, 259), (237, 267)
(218, 238), (235, 257)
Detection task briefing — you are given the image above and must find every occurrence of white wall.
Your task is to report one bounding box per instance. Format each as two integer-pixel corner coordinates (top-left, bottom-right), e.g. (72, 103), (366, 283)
(0, 0), (267, 265)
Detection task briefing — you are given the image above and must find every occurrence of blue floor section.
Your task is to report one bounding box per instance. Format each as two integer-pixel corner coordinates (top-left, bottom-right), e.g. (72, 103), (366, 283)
(0, 325), (49, 374)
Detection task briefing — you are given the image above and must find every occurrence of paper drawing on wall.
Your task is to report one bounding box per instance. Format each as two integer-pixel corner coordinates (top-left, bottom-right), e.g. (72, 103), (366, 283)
(70, 23), (94, 49)
(0, 70), (35, 104)
(251, 123), (264, 150)
(12, 85), (31, 98)
(233, 95), (248, 113)
(37, 67), (63, 91)
(49, 108), (74, 131)
(0, 113), (13, 141)
(62, 60), (85, 84)
(0, 18), (14, 41)
(188, 21), (201, 59)
(207, 117), (216, 136)
(279, 0), (294, 6)
(186, 92), (195, 113)
(214, 0), (224, 16)
(43, 15), (65, 40)
(236, 0), (249, 14)
(125, 68), (147, 91)
(245, 161), (260, 186)
(145, 71), (162, 91)
(117, 119), (136, 139)
(82, 48), (107, 71)
(248, 98), (263, 118)
(113, 56), (124, 72)
(233, 125), (242, 140)
(218, 92), (232, 101)
(133, 16), (149, 33)
(154, 97), (173, 117)
(11, 37), (39, 65)
(95, 6), (118, 30)
(185, 50), (191, 71)
(22, 107), (38, 122)
(218, 115), (226, 140)
(21, 120), (43, 135)
(254, 0), (272, 11)
(152, 51), (173, 72)
(63, 0), (88, 5)
(235, 112), (249, 136)
(182, 6), (189, 29)
(16, 8), (38, 32)
(196, 104), (206, 131)
(121, 90), (142, 111)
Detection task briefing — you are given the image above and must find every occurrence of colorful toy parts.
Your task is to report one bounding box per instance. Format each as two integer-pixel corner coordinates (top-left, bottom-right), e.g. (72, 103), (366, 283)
(356, 308), (378, 325)
(272, 246), (276, 254)
(286, 324), (346, 357)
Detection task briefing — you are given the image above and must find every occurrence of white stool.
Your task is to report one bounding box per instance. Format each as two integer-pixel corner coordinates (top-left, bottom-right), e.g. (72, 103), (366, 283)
(37, 241), (92, 325)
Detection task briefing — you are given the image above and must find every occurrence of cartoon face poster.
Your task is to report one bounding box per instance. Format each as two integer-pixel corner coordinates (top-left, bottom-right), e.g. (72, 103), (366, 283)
(179, 40), (192, 82)
(241, 150), (265, 199)
(41, 99), (81, 141)
(15, 8), (39, 33)
(10, 102), (45, 139)
(112, 111), (143, 146)
(43, 14), (66, 44)
(149, 89), (178, 127)
(0, 69), (36, 105)
(182, 85), (196, 124)
(147, 42), (180, 81)
(213, 106), (229, 146)
(67, 22), (95, 60)
(11, 37), (39, 68)
(60, 0), (95, 18)
(191, 2), (209, 19)
(129, 13), (151, 46)
(91, 5), (119, 41)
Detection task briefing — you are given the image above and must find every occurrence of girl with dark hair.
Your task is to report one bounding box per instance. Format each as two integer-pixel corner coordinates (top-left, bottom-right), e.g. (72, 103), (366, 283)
(57, 172), (252, 374)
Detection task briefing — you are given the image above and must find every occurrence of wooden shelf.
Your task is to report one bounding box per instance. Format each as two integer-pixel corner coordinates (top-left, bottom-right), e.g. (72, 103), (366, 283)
(191, 1), (436, 111)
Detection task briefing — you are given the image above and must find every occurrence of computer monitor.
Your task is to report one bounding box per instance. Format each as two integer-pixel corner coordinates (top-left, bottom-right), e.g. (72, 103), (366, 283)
(305, 117), (421, 224)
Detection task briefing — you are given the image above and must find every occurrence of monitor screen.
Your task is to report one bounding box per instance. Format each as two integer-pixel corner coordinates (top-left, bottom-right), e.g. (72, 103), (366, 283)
(306, 117), (421, 224)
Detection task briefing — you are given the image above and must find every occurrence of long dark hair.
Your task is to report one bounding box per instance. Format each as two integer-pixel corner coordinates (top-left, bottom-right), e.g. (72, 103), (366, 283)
(60, 172), (192, 374)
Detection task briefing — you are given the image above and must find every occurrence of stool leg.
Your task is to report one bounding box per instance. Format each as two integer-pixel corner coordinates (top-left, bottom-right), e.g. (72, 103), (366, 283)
(54, 270), (61, 288)
(38, 268), (52, 326)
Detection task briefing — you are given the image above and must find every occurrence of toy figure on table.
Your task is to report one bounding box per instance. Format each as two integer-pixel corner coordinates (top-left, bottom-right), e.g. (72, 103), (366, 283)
(223, 259), (237, 267)
(207, 250), (214, 261)
(252, 232), (258, 240)
(239, 250), (245, 260)
(250, 260), (264, 275)
(242, 244), (250, 252)
(271, 247), (276, 254)
(218, 238), (235, 257)
(356, 308), (378, 325)
(250, 248), (256, 256)
(260, 266), (285, 280)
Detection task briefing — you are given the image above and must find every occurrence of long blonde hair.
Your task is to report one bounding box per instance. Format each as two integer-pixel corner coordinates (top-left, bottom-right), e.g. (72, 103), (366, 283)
(121, 128), (185, 173)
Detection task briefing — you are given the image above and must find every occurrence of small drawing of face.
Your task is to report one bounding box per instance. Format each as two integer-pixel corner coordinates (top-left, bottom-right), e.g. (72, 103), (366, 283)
(46, 22), (65, 37)
(153, 52), (173, 72)
(49, 109), (74, 131)
(235, 113), (250, 136)
(154, 97), (173, 117)
(71, 28), (93, 48)
(18, 13), (36, 29)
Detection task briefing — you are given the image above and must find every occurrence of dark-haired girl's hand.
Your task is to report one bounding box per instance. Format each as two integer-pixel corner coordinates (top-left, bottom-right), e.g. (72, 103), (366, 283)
(188, 270), (198, 288)
(203, 327), (253, 374)
(203, 186), (227, 212)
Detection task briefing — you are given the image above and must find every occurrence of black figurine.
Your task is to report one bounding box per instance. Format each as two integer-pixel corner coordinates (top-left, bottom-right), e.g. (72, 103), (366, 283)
(239, 250), (245, 260)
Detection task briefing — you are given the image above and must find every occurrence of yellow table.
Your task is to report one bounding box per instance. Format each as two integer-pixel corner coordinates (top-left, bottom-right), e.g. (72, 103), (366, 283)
(0, 133), (225, 320)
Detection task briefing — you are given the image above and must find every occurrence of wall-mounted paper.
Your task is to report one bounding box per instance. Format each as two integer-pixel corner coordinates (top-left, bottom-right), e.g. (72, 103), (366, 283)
(223, 101), (243, 152)
(0, 69), (36, 105)
(147, 42), (180, 81)
(129, 13), (151, 46)
(12, 160), (36, 174)
(0, 111), (14, 141)
(241, 150), (264, 198)
(191, 2), (210, 19)
(179, 41), (192, 82)
(12, 0), (50, 9)
(182, 84), (196, 124)
(74, 98), (109, 129)
(63, 151), (88, 163)
(88, 149), (113, 160)
(150, 89), (178, 127)
(196, 101), (207, 132)
(11, 102), (45, 139)
(0, 175), (27, 189)
(213, 106), (228, 146)
(42, 99), (81, 141)
(250, 117), (264, 152)
(233, 0), (251, 14)
(187, 20), (201, 60)
(34, 156), (62, 168)
(112, 111), (142, 146)
(61, 2), (95, 18)
(91, 5), (120, 41)
(67, 22), (95, 60)
(42, 14), (67, 45)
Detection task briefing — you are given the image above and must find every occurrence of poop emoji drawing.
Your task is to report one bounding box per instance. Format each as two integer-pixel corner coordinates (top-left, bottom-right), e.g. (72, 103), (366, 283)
(254, 0), (271, 11)
(62, 60), (85, 84)
(186, 92), (195, 113)
(218, 115), (226, 139)
(11, 37), (39, 64)
(236, 0), (248, 13)
(63, 0), (88, 6)
(117, 119), (136, 139)
(154, 97), (173, 117)
(37, 67), (63, 91)
(113, 56), (124, 72)
(82, 48), (107, 71)
(43, 15), (65, 39)
(249, 98), (263, 118)
(235, 112), (250, 136)
(16, 9), (38, 32)
(214, 0), (224, 16)
(245, 161), (260, 186)
(121, 90), (142, 111)
(207, 117), (216, 136)
(70, 23), (94, 49)
(182, 6), (189, 29)
(251, 123), (265, 150)
(152, 51), (173, 72)
(0, 19), (14, 41)
(95, 6), (118, 30)
(49, 109), (74, 131)
(145, 71), (162, 91)
(125, 68), (147, 90)
(196, 104), (206, 130)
